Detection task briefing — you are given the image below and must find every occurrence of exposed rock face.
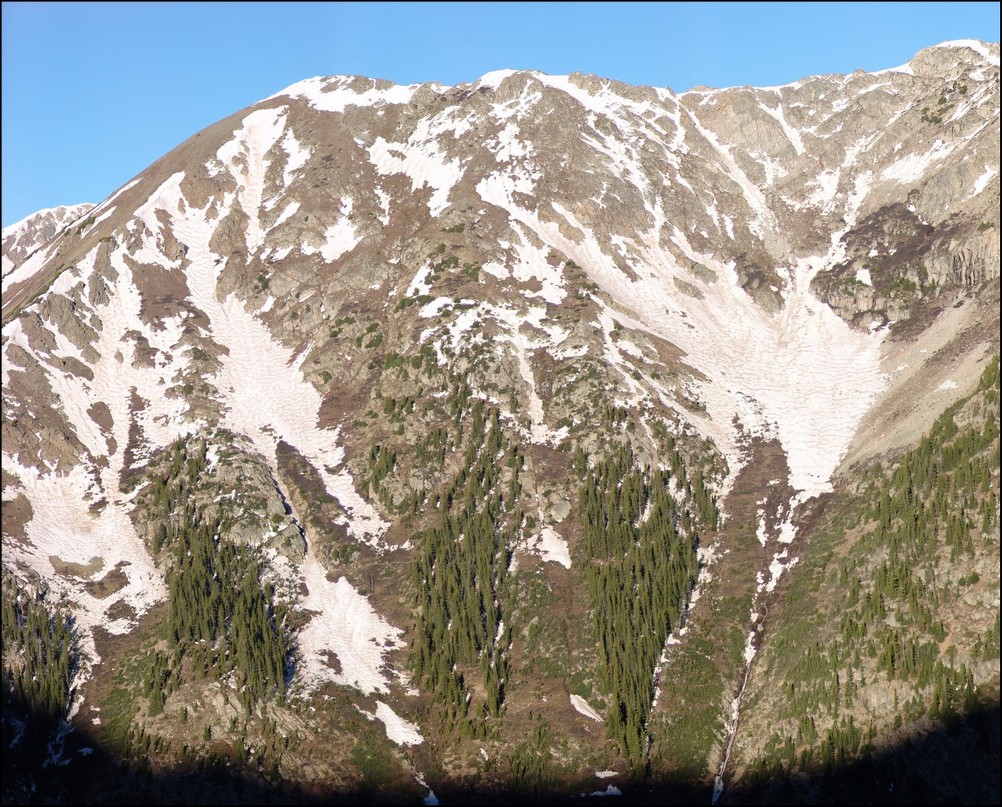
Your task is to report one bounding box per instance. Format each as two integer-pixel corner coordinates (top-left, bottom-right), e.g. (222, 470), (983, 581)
(1, 39), (999, 804)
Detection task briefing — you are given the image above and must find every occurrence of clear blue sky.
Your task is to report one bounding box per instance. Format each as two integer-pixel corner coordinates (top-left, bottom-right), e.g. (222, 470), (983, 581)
(2, 2), (999, 228)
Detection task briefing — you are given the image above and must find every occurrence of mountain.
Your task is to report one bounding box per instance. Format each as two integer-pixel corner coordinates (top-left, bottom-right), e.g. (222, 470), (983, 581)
(2, 203), (94, 276)
(2, 39), (999, 804)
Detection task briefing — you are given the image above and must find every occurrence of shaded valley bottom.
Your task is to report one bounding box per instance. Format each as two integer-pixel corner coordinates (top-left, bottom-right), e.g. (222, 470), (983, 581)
(3, 700), (997, 805)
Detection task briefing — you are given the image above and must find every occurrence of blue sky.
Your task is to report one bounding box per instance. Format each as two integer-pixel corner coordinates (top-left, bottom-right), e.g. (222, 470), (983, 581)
(2, 2), (999, 228)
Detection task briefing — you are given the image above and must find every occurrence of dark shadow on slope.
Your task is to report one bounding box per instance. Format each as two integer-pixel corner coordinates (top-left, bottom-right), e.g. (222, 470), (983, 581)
(2, 701), (998, 805)
(719, 702), (1000, 806)
(2, 689), (66, 804)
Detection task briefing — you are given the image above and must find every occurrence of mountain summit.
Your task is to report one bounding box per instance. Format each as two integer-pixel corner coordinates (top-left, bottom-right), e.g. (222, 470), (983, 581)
(2, 41), (999, 804)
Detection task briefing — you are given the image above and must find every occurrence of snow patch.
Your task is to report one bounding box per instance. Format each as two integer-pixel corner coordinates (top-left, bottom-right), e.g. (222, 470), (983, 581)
(478, 69), (519, 89)
(368, 136), (463, 217)
(971, 165), (997, 197)
(490, 305), (569, 445)
(419, 297), (452, 318)
(756, 508), (769, 546)
(536, 527), (571, 568)
(570, 694), (603, 722)
(582, 785), (622, 797)
(374, 701), (423, 746)
(215, 107), (290, 255)
(932, 39), (1000, 66)
(880, 139), (955, 184)
(87, 178), (141, 220)
(321, 198), (362, 262)
(375, 187), (392, 226)
(2, 233), (65, 296)
(270, 76), (418, 112)
(297, 554), (403, 694)
(2, 459), (167, 681)
(758, 101), (805, 155)
(78, 207), (114, 238)
(279, 129), (311, 188)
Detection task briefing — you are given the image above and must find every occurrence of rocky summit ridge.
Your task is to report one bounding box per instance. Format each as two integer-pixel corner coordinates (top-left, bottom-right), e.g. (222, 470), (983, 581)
(2, 39), (999, 804)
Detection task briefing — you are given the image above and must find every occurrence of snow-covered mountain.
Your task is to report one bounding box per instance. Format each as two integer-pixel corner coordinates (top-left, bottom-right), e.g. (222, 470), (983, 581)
(2, 39), (999, 804)
(2, 203), (94, 276)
